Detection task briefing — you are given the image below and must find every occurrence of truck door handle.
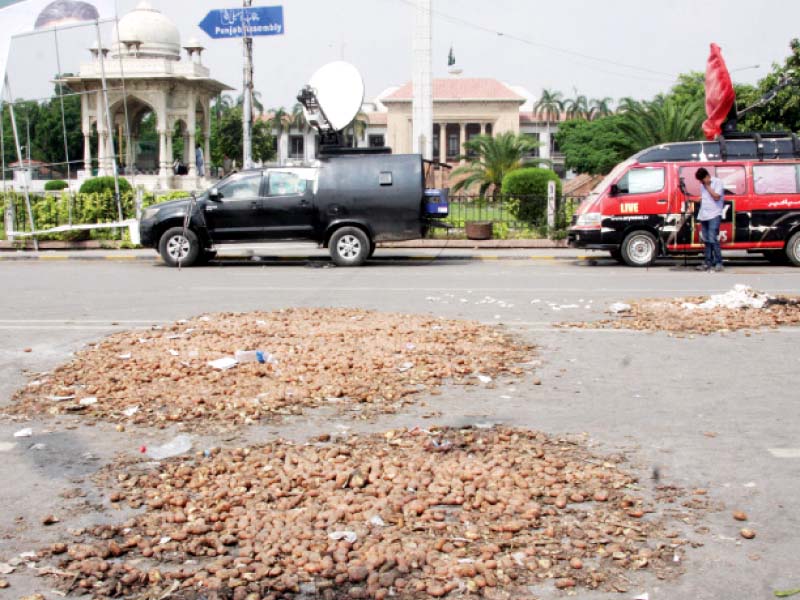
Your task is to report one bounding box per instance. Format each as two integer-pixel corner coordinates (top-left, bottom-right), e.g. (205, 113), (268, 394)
(299, 199), (309, 206)
(250, 201), (258, 210)
(657, 198), (667, 204)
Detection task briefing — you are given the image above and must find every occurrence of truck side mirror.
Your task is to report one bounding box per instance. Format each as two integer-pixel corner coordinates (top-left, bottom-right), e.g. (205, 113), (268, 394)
(209, 187), (222, 201)
(609, 184), (620, 196)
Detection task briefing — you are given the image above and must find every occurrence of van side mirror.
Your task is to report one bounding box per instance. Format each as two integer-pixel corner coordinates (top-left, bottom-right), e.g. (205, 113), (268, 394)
(209, 187), (222, 201)
(609, 184), (620, 196)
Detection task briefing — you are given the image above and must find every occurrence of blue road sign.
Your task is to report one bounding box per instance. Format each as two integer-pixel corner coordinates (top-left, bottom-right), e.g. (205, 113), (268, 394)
(199, 6), (284, 39)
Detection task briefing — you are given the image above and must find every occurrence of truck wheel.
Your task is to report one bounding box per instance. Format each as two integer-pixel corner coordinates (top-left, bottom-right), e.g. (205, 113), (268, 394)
(329, 227), (370, 266)
(609, 248), (625, 264)
(786, 232), (800, 267)
(158, 226), (200, 267)
(621, 231), (657, 267)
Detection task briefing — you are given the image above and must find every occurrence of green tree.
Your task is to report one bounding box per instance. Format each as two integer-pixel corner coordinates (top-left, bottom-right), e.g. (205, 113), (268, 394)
(565, 93), (590, 120)
(555, 115), (630, 175)
(739, 38), (800, 131)
(451, 132), (542, 198)
(533, 89), (563, 152)
(616, 97), (705, 149)
(211, 106), (275, 165)
(236, 90), (264, 116)
(589, 97), (614, 120)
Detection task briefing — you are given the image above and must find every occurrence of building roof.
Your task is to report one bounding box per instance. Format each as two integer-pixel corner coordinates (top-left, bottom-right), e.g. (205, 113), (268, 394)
(563, 173), (604, 197)
(521, 111), (568, 123)
(383, 78), (526, 103)
(366, 112), (387, 126)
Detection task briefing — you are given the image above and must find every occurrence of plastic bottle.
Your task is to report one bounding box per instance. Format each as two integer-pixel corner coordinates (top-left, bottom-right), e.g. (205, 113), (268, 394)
(235, 350), (276, 364)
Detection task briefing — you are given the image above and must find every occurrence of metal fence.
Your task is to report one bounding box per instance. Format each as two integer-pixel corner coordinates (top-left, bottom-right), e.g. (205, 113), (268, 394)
(435, 194), (585, 239)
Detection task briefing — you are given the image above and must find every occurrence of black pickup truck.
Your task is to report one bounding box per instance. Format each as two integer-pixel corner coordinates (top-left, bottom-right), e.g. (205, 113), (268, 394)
(138, 153), (448, 267)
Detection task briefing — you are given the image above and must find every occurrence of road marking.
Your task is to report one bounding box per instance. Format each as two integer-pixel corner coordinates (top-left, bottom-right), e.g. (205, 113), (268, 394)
(768, 448), (800, 458)
(0, 319), (164, 324)
(191, 286), (800, 294)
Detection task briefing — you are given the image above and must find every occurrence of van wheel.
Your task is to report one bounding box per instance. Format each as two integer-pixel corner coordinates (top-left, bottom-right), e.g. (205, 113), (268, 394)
(621, 231), (657, 267)
(329, 227), (370, 266)
(786, 232), (800, 267)
(158, 226), (200, 267)
(609, 248), (625, 264)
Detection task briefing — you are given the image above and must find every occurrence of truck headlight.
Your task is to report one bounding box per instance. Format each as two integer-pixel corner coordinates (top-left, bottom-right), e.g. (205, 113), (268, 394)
(576, 212), (602, 227)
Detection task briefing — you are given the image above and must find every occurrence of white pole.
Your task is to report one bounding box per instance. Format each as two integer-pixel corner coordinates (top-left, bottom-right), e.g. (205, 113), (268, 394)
(4, 76), (38, 251)
(412, 0), (433, 160)
(241, 1), (254, 169)
(94, 20), (123, 223)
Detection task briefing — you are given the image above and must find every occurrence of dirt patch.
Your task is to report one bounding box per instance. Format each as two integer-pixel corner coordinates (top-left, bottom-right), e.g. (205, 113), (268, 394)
(33, 427), (709, 599)
(10, 309), (532, 430)
(560, 288), (800, 335)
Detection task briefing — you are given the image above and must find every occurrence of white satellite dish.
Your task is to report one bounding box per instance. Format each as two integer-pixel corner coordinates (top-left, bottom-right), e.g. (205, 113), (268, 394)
(304, 61), (365, 132)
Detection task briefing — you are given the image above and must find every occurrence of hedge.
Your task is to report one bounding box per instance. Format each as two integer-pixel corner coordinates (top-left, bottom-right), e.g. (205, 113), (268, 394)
(502, 167), (562, 223)
(44, 180), (69, 191)
(79, 176), (132, 195)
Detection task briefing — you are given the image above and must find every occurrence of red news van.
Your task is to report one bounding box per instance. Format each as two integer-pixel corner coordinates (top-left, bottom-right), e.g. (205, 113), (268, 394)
(568, 133), (800, 267)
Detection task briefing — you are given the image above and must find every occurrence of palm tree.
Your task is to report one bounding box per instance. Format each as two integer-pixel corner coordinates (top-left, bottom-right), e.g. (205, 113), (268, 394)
(236, 91), (264, 116)
(267, 106), (291, 161)
(450, 132), (545, 198)
(290, 103), (307, 131)
(565, 93), (590, 120)
(533, 89), (563, 158)
(616, 98), (704, 152)
(589, 97), (613, 120)
(348, 111), (369, 147)
(616, 97), (642, 114)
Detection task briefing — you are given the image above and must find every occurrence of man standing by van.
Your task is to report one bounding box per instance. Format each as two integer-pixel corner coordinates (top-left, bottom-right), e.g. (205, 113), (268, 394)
(694, 167), (725, 272)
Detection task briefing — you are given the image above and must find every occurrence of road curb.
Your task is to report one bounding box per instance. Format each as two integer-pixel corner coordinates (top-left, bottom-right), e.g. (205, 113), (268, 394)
(0, 254), (592, 263)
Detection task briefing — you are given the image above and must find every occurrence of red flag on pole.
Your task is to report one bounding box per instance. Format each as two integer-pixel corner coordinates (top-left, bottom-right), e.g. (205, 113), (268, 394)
(702, 43), (736, 140)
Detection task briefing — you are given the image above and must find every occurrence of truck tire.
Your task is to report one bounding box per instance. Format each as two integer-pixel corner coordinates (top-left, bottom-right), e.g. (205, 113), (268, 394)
(786, 232), (800, 267)
(620, 231), (657, 267)
(158, 226), (200, 267)
(329, 227), (370, 267)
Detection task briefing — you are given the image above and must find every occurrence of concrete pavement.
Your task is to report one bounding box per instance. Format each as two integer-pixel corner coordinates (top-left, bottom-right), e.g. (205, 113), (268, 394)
(0, 257), (798, 598)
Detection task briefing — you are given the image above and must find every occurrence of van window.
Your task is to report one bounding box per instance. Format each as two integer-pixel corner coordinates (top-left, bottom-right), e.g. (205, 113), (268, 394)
(616, 167), (665, 194)
(268, 171), (307, 196)
(679, 165), (746, 197)
(753, 165), (799, 194)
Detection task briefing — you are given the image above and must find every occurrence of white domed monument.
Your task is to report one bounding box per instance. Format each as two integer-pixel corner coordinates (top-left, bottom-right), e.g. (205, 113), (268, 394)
(61, 0), (231, 190)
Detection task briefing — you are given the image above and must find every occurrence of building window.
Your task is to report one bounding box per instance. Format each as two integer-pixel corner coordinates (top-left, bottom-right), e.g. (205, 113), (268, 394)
(485, 123), (493, 137)
(551, 136), (561, 155)
(271, 137), (279, 154)
(289, 135), (304, 159)
(446, 124), (460, 160)
(465, 124), (482, 157)
(368, 134), (385, 148)
(433, 124), (440, 159)
(523, 133), (540, 158)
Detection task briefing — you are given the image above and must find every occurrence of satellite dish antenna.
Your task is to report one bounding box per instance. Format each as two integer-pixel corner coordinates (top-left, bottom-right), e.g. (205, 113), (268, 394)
(298, 61), (365, 133)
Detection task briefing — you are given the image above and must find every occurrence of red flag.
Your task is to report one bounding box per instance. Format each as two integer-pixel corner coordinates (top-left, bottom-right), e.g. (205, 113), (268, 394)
(702, 43), (736, 140)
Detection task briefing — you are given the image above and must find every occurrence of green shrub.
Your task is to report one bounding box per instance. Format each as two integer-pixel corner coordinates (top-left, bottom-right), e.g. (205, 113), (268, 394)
(44, 180), (69, 191)
(502, 167), (562, 223)
(79, 176), (132, 195)
(156, 190), (190, 203)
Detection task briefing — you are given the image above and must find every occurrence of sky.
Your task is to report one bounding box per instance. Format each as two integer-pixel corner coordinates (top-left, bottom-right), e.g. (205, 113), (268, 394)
(3, 0), (800, 108)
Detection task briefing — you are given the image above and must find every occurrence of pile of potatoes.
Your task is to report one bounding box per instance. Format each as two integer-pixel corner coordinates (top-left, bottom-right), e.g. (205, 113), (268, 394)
(12, 309), (532, 429)
(561, 295), (800, 335)
(44, 427), (699, 599)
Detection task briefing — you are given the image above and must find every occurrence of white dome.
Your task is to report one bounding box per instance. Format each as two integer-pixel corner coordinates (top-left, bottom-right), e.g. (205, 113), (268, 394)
(112, 1), (181, 59)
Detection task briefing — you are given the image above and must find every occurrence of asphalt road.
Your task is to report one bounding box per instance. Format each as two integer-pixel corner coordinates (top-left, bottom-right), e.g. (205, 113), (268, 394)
(0, 251), (799, 599)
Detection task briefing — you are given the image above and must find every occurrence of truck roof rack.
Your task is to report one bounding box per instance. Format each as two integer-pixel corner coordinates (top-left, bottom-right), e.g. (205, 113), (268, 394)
(637, 132), (800, 164)
(318, 146), (392, 157)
